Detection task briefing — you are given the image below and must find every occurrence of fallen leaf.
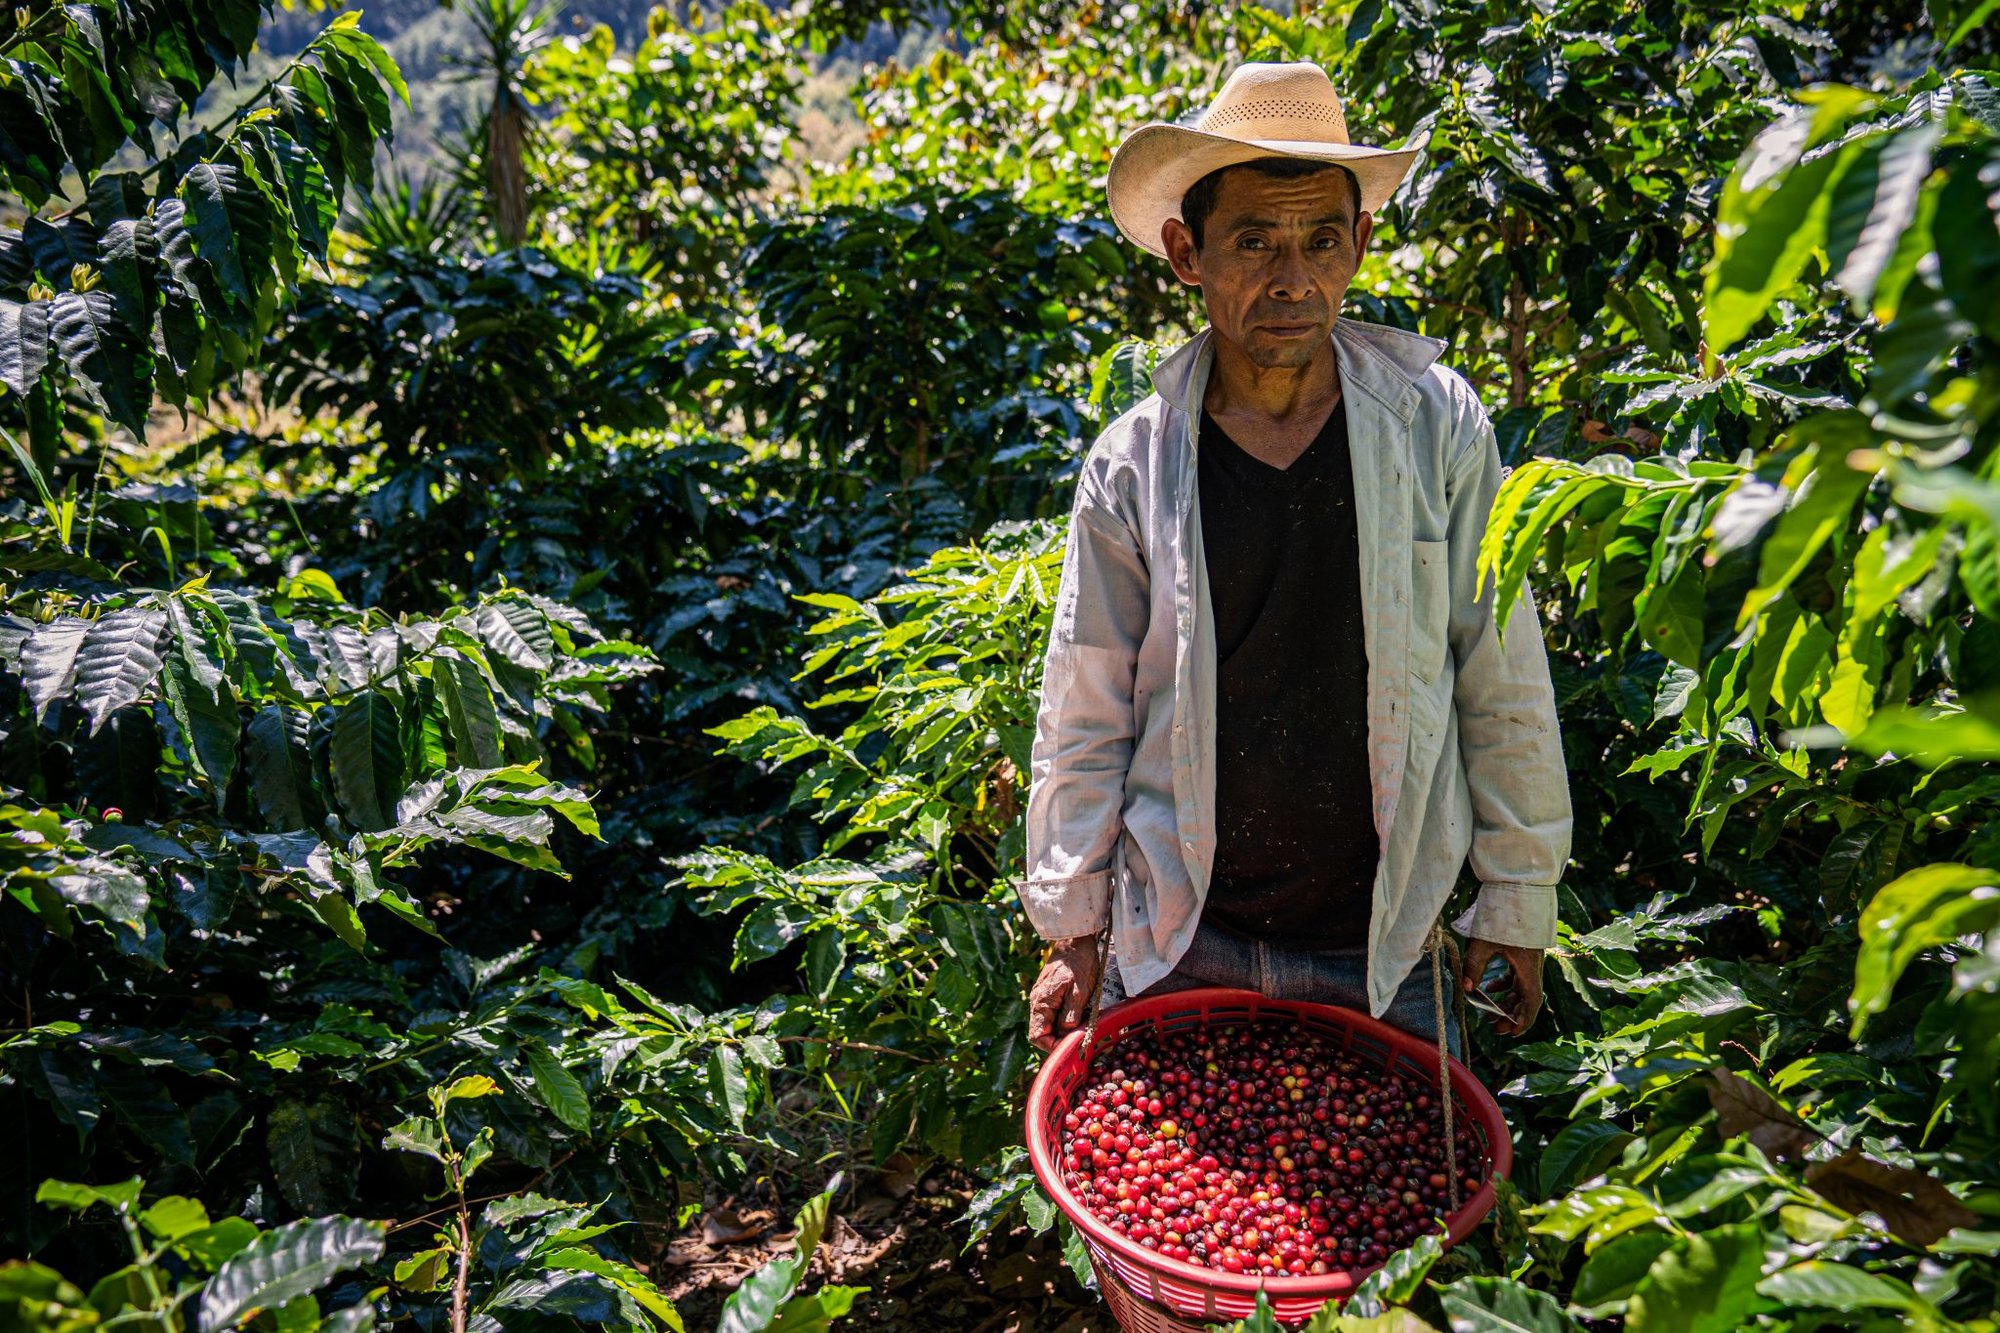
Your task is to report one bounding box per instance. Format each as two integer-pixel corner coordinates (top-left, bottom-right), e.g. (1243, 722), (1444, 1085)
(881, 1151), (923, 1199)
(1708, 1068), (1817, 1162)
(1804, 1148), (1980, 1246)
(701, 1205), (773, 1245)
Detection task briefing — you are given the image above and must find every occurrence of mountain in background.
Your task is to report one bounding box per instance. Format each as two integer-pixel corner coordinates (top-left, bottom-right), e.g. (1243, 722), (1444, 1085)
(240, 0), (936, 187)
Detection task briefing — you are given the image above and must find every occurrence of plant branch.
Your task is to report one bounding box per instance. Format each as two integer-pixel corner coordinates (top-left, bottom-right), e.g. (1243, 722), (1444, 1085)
(774, 1034), (934, 1063)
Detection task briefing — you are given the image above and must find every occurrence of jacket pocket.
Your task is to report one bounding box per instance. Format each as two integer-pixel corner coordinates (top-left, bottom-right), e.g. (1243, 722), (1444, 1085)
(1410, 538), (1450, 685)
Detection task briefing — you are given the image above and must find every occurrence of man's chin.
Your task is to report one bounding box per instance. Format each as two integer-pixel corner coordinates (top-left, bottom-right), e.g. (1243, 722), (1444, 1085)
(1241, 334), (1326, 369)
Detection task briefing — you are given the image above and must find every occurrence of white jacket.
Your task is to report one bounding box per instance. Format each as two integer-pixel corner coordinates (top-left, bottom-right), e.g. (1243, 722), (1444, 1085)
(1017, 317), (1573, 1018)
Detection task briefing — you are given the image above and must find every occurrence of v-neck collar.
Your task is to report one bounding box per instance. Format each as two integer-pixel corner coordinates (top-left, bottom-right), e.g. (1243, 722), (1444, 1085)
(1199, 394), (1346, 479)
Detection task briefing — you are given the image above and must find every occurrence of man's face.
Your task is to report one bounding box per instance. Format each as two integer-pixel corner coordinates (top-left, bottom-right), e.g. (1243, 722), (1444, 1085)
(1161, 165), (1373, 371)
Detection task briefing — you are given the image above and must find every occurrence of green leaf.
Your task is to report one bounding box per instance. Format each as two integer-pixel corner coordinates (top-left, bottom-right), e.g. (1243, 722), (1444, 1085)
(36, 1177), (143, 1214)
(1706, 91), (1875, 352)
(162, 654), (239, 794)
(52, 866), (151, 941)
(959, 1165), (1036, 1252)
(539, 1249), (683, 1329)
(1872, 276), (1973, 404)
(708, 1045), (749, 1129)
(736, 901), (810, 966)
(96, 217), (152, 334)
(1826, 123), (1944, 311)
(1059, 1215), (1094, 1292)
(475, 600), (555, 672)
(1756, 1261), (1933, 1316)
(392, 1248), (451, 1292)
(764, 1287), (861, 1333)
(267, 1098), (359, 1217)
(140, 1196), (212, 1242)
(0, 299), (53, 395)
(1624, 1222), (1763, 1333)
(318, 24), (409, 104)
(1936, 145), (2000, 340)
(245, 705), (320, 830)
(21, 618), (91, 718)
(50, 289), (146, 435)
(804, 929), (846, 1001)
(244, 124), (337, 260)
(1937, 0), (2000, 48)
(178, 161), (262, 310)
(1852, 863), (2000, 1035)
(74, 607), (169, 733)
(198, 1216), (386, 1333)
(309, 890), (367, 951)
(1538, 1119), (1633, 1196)
(1347, 1230), (1443, 1315)
(1088, 339), (1158, 419)
(1849, 697), (2000, 764)
(163, 1218), (256, 1274)
(1570, 1231), (1677, 1318)
(381, 1116), (445, 1163)
(165, 595), (229, 700)
(520, 1040), (591, 1134)
(1738, 431), (1876, 629)
(1436, 1277), (1579, 1331)
(435, 651), (503, 768)
(715, 1181), (841, 1333)
(330, 693), (403, 832)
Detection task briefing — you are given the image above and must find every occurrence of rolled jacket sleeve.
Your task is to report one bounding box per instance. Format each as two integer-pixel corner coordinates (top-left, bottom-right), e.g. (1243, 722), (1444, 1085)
(1439, 385), (1573, 951)
(1018, 462), (1151, 942)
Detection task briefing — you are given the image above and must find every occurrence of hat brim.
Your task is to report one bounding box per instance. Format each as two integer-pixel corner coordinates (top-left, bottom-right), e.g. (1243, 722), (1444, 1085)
(1106, 123), (1421, 259)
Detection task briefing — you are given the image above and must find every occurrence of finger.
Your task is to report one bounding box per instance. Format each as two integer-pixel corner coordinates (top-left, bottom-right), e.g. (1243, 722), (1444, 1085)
(1461, 938), (1496, 992)
(1027, 988), (1057, 1051)
(1516, 966), (1544, 1032)
(1061, 984), (1087, 1034)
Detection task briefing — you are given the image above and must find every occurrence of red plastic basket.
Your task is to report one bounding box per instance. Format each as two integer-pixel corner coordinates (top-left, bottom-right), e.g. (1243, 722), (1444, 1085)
(1026, 987), (1512, 1331)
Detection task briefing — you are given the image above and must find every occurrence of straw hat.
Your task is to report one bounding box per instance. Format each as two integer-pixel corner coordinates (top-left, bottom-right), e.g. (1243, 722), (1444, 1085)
(1105, 61), (1421, 259)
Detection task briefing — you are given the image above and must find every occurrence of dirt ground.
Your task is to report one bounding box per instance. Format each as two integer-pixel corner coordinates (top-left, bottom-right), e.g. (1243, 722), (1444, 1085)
(645, 1165), (1124, 1332)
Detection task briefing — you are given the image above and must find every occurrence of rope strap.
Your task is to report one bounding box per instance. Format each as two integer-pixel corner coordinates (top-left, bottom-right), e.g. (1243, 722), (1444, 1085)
(1080, 924), (1112, 1056)
(1427, 921), (1463, 1214)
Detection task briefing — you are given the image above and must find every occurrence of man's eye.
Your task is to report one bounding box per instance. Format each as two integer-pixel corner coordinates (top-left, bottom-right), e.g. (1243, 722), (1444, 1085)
(1240, 237), (1267, 249)
(1314, 236), (1339, 249)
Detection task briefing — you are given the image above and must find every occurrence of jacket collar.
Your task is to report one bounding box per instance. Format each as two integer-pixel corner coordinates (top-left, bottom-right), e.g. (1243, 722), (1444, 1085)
(1150, 317), (1445, 423)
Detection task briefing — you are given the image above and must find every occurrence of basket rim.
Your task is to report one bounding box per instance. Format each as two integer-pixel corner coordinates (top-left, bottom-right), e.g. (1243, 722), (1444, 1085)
(1024, 986), (1513, 1302)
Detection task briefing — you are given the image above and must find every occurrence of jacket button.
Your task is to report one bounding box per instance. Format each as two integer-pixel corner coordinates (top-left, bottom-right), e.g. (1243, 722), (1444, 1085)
(1183, 839), (1196, 851)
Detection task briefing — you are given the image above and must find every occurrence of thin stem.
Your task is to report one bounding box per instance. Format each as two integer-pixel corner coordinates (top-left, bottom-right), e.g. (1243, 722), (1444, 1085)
(774, 1034), (934, 1063)
(362, 1034), (462, 1077)
(448, 1158), (471, 1333)
(120, 1213), (171, 1315)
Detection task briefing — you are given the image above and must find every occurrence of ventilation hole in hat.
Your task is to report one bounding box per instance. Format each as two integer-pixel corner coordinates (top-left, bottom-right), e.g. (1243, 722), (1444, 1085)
(1202, 99), (1347, 131)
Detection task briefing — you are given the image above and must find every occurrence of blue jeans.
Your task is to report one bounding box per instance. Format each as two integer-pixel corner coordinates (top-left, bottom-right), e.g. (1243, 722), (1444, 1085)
(1097, 917), (1464, 1061)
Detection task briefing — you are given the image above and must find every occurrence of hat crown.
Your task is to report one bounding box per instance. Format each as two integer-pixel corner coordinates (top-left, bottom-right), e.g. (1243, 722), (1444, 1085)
(1196, 61), (1349, 146)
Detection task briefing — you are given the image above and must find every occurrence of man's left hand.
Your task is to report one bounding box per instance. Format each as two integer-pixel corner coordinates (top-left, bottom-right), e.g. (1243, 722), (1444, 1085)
(1460, 938), (1545, 1037)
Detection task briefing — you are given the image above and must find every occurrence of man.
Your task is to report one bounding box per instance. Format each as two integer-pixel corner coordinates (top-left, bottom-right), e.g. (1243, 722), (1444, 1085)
(1020, 61), (1573, 1057)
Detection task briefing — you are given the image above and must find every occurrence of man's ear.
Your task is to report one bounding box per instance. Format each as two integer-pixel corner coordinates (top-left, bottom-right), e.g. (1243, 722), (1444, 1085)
(1355, 210), (1374, 258)
(1162, 217), (1202, 288)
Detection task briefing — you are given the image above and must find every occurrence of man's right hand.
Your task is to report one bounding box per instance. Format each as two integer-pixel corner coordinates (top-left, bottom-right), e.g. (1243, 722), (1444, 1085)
(1028, 934), (1105, 1053)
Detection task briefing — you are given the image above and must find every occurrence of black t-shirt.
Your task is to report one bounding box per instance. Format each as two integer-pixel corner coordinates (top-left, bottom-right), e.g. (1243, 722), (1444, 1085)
(1197, 397), (1377, 950)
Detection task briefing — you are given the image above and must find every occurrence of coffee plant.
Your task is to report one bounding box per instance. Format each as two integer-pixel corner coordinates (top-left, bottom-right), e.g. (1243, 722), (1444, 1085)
(6, 0), (2000, 1327)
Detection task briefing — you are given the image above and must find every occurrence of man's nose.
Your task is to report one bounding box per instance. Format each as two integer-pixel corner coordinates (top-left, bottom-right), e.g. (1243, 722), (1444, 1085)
(1267, 244), (1317, 302)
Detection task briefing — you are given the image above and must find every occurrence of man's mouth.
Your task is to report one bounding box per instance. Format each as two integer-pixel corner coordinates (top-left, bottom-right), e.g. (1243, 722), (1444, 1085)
(1258, 323), (1317, 336)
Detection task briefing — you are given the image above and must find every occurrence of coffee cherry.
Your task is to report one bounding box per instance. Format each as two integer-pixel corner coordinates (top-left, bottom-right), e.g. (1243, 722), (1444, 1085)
(1053, 1018), (1483, 1279)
